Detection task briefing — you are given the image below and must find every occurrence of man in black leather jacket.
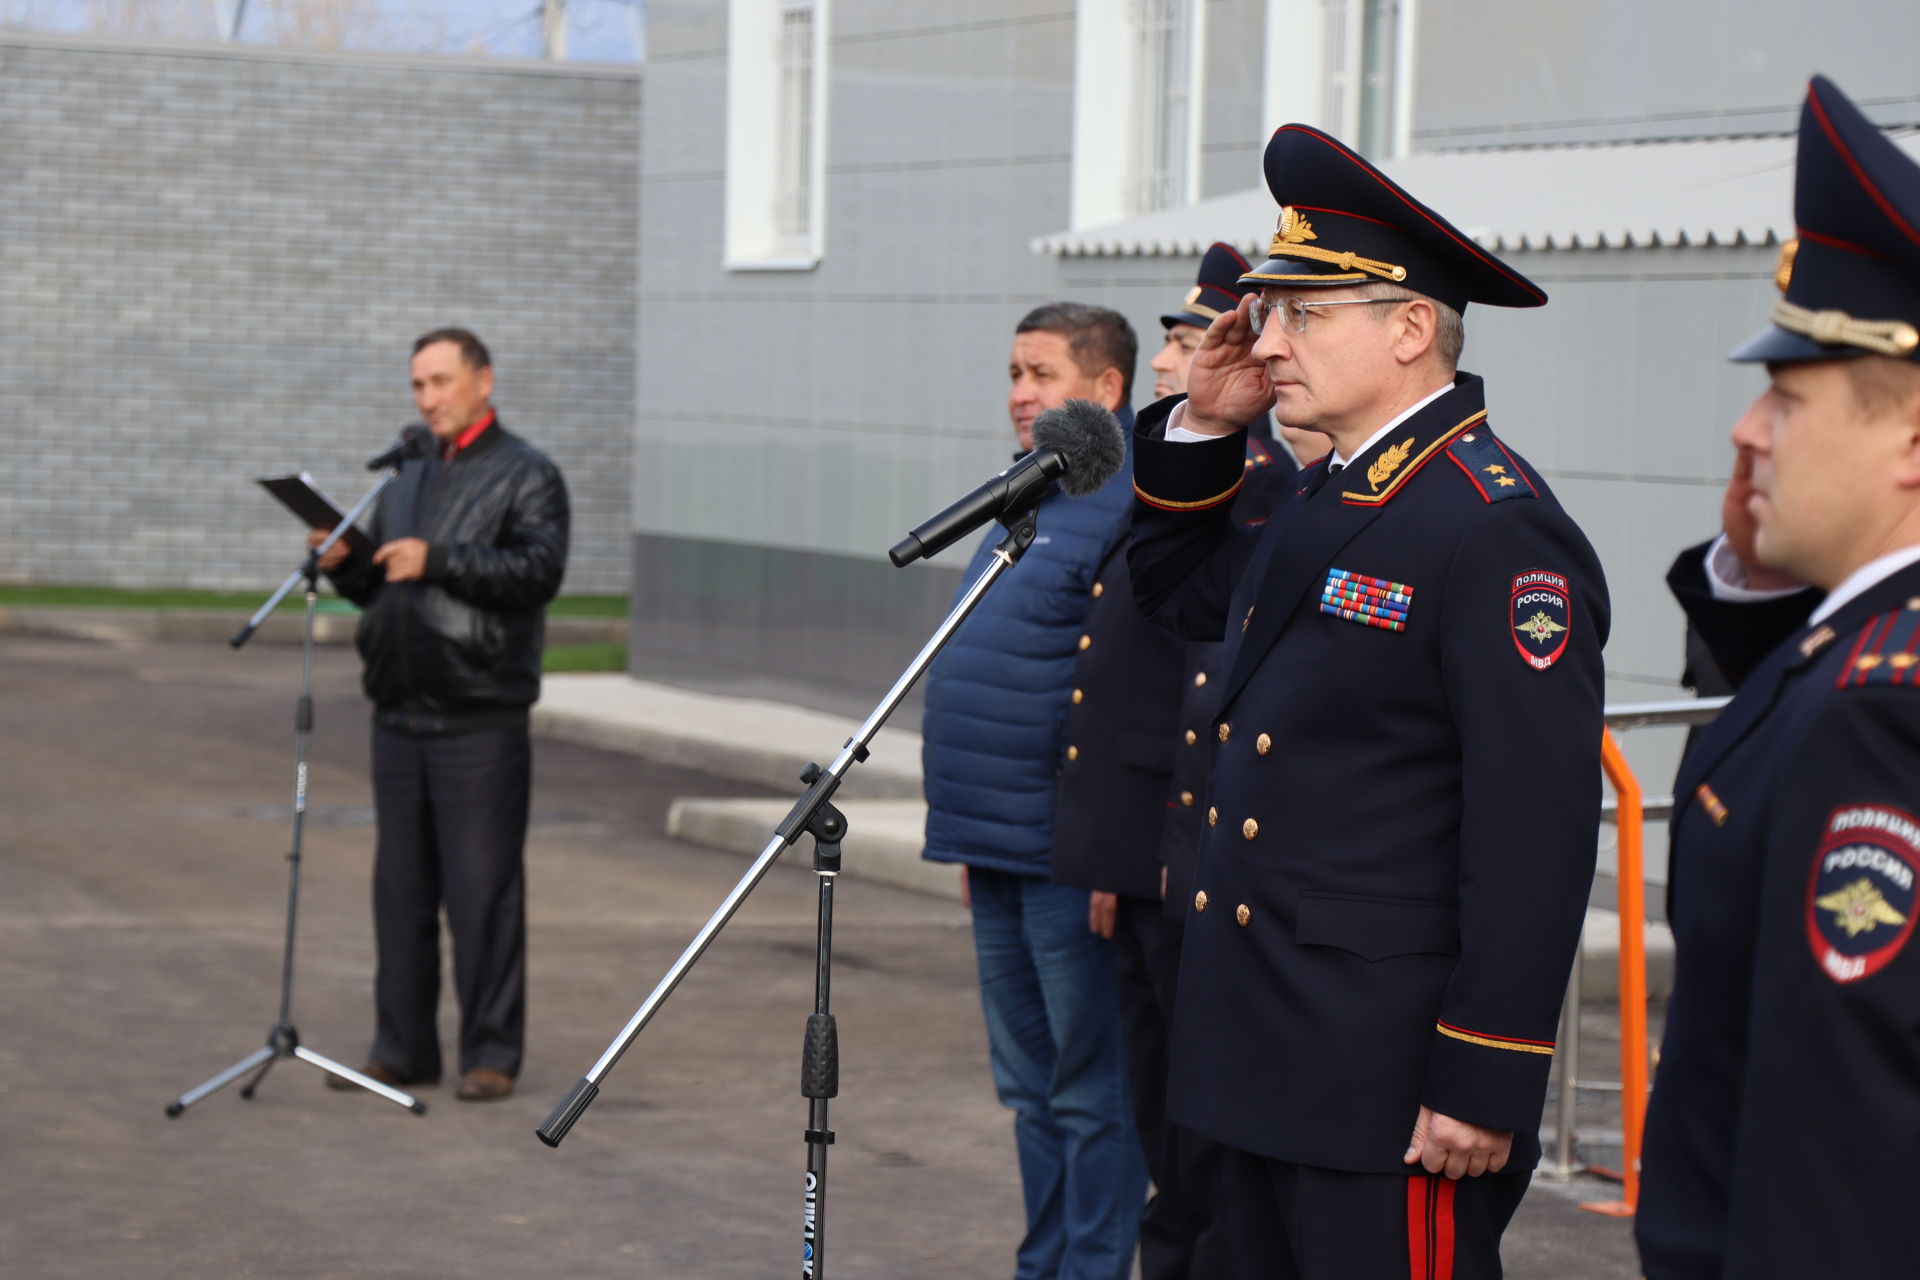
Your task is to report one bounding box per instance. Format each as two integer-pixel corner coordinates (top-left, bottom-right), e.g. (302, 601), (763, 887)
(311, 328), (569, 1101)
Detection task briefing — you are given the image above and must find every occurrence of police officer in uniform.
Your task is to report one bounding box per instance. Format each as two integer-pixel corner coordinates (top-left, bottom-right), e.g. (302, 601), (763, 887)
(1051, 243), (1295, 1279)
(1127, 124), (1610, 1278)
(1148, 243), (1303, 928)
(1637, 76), (1920, 1280)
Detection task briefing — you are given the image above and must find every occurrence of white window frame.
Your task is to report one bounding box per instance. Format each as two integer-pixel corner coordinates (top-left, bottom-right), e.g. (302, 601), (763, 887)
(1071, 0), (1207, 229)
(725, 0), (830, 270)
(1262, 0), (1416, 157)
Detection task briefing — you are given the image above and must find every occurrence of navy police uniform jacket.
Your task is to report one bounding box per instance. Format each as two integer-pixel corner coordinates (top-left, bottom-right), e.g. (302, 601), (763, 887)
(921, 410), (1135, 877)
(1053, 427), (1295, 902)
(1161, 429), (1298, 921)
(1638, 554), (1920, 1279)
(1127, 374), (1609, 1173)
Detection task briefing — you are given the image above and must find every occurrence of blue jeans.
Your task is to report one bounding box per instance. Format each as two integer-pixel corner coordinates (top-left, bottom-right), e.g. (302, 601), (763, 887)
(968, 867), (1147, 1280)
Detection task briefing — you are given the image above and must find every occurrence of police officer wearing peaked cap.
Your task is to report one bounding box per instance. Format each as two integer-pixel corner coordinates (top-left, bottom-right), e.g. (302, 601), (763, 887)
(1127, 123), (1610, 1278)
(1150, 243), (1302, 933)
(1637, 76), (1920, 1280)
(1050, 241), (1295, 1280)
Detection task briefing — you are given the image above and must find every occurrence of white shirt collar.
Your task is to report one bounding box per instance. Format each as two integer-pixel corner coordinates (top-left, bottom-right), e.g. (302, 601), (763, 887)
(1330, 383), (1456, 470)
(1810, 544), (1920, 625)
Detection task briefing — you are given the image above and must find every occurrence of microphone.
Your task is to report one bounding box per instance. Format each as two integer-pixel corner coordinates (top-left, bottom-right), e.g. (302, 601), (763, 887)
(889, 399), (1127, 567)
(365, 424), (434, 471)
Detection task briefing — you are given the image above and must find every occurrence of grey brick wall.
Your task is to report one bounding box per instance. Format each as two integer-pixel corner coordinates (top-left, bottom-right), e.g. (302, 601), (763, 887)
(0, 32), (639, 594)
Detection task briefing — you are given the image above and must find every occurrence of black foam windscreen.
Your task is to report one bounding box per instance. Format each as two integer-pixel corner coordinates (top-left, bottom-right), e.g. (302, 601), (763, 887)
(1031, 399), (1126, 497)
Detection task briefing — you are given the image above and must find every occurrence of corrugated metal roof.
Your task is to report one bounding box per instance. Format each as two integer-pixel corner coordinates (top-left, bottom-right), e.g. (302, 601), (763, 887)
(1033, 131), (1920, 257)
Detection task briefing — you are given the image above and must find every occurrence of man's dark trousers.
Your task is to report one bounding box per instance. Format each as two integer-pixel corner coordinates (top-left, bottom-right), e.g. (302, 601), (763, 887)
(369, 723), (529, 1081)
(1114, 895), (1231, 1280)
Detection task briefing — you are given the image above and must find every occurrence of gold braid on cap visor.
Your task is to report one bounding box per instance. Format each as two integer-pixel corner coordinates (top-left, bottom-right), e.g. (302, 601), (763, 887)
(1180, 287), (1224, 321)
(1246, 240), (1409, 283)
(1771, 297), (1920, 356)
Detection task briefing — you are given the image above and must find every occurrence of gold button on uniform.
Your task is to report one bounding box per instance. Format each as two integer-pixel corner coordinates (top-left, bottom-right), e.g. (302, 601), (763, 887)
(1207, 806), (1218, 827)
(1235, 904), (1251, 927)
(1256, 733), (1272, 756)
(1242, 818), (1259, 840)
(1194, 891), (1208, 913)
(1218, 722), (1231, 744)
(1193, 672), (1208, 688)
(1078, 634), (1092, 651)
(1071, 688), (1084, 705)
(1179, 791), (1194, 807)
(1092, 582), (1104, 598)
(1184, 730), (1198, 746)
(1066, 745), (1079, 762)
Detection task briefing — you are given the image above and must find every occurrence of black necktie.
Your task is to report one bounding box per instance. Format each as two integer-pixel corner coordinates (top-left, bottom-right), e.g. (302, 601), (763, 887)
(1304, 460), (1345, 499)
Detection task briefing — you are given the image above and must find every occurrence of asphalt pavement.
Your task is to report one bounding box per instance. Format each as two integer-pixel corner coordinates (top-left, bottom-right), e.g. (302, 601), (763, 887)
(0, 633), (1645, 1278)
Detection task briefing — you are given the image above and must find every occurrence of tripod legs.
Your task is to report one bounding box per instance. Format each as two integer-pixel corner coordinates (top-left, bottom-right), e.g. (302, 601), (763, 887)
(295, 1046), (425, 1113)
(239, 1055), (276, 1100)
(167, 1045), (277, 1117)
(166, 1024), (426, 1118)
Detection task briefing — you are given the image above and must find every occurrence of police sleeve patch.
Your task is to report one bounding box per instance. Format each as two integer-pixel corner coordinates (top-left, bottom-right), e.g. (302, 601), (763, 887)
(1807, 804), (1920, 984)
(1510, 571), (1571, 670)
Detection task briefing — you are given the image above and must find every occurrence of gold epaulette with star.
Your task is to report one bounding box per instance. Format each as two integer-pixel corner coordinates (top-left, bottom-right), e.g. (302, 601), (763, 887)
(1443, 428), (1537, 504)
(1837, 600), (1920, 689)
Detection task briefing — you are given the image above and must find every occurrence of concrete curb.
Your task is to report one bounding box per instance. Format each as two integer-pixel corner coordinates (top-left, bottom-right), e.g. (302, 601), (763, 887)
(535, 674), (925, 800)
(665, 796), (958, 900)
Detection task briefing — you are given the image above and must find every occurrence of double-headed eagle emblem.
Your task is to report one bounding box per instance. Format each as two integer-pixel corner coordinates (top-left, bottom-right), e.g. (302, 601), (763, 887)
(1815, 877), (1909, 938)
(1514, 611), (1567, 645)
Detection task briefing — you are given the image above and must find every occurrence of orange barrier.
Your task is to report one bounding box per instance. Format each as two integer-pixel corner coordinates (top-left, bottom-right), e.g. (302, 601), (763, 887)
(1581, 729), (1648, 1217)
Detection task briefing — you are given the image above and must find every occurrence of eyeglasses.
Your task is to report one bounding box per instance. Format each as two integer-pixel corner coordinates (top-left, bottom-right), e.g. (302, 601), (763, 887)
(1249, 294), (1402, 336)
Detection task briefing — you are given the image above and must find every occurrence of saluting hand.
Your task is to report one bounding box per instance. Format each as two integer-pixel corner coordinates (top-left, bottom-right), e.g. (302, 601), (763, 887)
(1404, 1105), (1512, 1180)
(1181, 295), (1275, 436)
(373, 537), (430, 583)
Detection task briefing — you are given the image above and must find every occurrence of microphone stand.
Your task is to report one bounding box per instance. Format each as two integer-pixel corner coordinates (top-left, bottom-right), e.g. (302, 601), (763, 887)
(536, 509), (1043, 1278)
(166, 466), (425, 1118)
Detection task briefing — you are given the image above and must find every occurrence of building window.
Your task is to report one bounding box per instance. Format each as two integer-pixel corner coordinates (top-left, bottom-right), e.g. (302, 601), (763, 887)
(1264, 0), (1415, 159)
(1130, 0), (1198, 215)
(726, 0), (829, 269)
(1071, 0), (1205, 228)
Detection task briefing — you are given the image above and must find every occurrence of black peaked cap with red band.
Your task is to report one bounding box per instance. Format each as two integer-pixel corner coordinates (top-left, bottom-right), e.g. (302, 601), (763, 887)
(1239, 124), (1546, 313)
(1162, 241), (1256, 330)
(1732, 75), (1920, 365)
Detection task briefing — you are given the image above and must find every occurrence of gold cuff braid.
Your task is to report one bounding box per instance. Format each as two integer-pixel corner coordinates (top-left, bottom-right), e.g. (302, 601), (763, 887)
(1771, 297), (1920, 356)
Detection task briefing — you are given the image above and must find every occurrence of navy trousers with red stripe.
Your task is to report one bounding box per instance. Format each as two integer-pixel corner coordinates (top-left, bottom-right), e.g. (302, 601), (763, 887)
(1211, 1148), (1530, 1279)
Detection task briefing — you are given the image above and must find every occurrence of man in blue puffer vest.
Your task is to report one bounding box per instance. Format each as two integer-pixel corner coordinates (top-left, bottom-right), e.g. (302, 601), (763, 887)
(921, 302), (1149, 1280)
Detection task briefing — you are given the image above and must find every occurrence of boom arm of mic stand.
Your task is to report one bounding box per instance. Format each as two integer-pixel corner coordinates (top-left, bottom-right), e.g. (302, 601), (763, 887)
(231, 466), (401, 649)
(536, 513), (1041, 1148)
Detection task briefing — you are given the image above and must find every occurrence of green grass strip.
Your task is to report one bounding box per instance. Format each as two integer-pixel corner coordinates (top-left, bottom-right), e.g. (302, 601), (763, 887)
(0, 585), (627, 619)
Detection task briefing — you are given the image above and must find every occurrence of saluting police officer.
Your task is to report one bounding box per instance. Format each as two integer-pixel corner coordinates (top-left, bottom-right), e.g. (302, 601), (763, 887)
(1637, 76), (1920, 1280)
(1051, 242), (1296, 1280)
(1127, 124), (1610, 1278)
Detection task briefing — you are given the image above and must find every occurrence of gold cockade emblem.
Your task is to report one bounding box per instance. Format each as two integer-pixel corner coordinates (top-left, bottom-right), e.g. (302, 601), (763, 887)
(1366, 437), (1415, 492)
(1815, 877), (1908, 938)
(1275, 206), (1318, 246)
(1514, 611), (1567, 644)
(1775, 237), (1799, 294)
